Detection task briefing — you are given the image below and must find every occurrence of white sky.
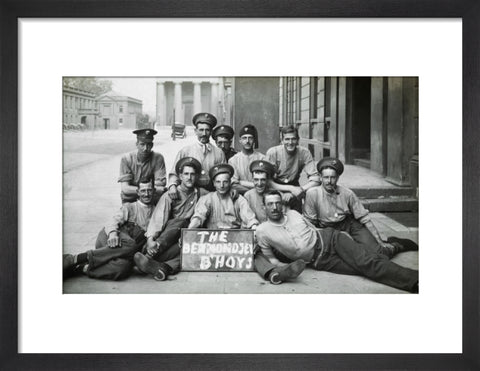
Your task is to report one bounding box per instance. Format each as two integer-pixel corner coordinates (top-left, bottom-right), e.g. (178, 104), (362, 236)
(99, 77), (158, 116)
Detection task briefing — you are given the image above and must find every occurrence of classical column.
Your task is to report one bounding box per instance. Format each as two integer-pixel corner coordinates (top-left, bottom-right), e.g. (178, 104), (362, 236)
(193, 82), (202, 114)
(211, 82), (219, 119)
(174, 82), (183, 123)
(156, 81), (166, 126)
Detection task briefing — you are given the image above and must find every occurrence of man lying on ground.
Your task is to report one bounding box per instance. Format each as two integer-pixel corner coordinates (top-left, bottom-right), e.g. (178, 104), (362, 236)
(255, 190), (419, 292)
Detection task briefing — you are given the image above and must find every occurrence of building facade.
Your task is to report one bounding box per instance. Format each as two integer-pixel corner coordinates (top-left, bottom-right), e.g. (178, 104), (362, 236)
(153, 76), (418, 189)
(278, 77), (419, 188)
(96, 91), (143, 130)
(63, 86), (98, 129)
(155, 78), (229, 127)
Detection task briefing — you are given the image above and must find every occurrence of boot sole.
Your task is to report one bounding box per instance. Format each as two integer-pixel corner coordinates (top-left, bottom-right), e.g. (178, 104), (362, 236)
(134, 253), (166, 281)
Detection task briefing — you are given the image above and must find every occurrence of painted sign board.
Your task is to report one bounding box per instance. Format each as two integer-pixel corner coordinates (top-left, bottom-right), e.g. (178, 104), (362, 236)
(181, 229), (255, 272)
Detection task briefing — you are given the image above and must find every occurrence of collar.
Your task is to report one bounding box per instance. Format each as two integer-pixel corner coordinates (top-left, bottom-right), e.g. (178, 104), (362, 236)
(178, 183), (196, 194)
(323, 186), (340, 196)
(136, 200), (152, 208)
(268, 214), (287, 226)
(197, 140), (212, 148)
(136, 151), (152, 163)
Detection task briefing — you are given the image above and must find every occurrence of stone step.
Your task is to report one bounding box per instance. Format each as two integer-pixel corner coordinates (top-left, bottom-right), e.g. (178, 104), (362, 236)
(353, 158), (371, 169)
(361, 197), (418, 212)
(350, 186), (416, 198)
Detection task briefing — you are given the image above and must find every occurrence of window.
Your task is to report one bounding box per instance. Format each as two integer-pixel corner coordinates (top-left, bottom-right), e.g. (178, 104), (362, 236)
(119, 118), (123, 124)
(119, 105), (123, 113)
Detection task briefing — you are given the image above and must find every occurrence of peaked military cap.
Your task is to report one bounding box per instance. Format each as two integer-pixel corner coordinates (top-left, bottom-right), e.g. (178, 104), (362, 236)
(238, 124), (259, 148)
(212, 125), (235, 140)
(192, 112), (217, 128)
(209, 163), (234, 181)
(175, 157), (202, 175)
(317, 157), (344, 176)
(249, 160), (275, 178)
(133, 128), (157, 143)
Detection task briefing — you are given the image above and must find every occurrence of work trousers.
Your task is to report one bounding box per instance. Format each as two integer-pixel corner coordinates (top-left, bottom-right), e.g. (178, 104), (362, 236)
(146, 218), (190, 274)
(87, 223), (146, 280)
(311, 230), (418, 292)
(329, 216), (387, 255)
(254, 250), (277, 279)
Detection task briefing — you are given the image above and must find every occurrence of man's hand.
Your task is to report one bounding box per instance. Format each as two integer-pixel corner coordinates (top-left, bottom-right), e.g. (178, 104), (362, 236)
(290, 186), (305, 198)
(145, 239), (159, 257)
(282, 192), (294, 203)
(168, 184), (179, 200)
(229, 188), (239, 201)
(107, 231), (121, 248)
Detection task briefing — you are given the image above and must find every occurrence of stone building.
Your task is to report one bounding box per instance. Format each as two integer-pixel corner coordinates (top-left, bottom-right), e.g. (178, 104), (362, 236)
(154, 76), (418, 196)
(277, 77), (419, 189)
(155, 78), (230, 127)
(96, 91), (143, 130)
(63, 86), (98, 129)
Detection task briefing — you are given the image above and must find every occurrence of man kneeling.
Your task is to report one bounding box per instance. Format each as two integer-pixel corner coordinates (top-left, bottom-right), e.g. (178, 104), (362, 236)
(255, 191), (419, 292)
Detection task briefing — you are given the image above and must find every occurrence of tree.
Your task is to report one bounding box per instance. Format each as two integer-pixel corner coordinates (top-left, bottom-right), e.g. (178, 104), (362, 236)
(63, 77), (113, 96)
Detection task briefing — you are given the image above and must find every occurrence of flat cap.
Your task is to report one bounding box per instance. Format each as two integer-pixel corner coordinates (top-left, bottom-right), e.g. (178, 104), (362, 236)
(317, 157), (344, 176)
(192, 112), (217, 128)
(175, 157), (202, 175)
(133, 128), (157, 143)
(209, 163), (234, 181)
(249, 160), (275, 178)
(212, 125), (234, 140)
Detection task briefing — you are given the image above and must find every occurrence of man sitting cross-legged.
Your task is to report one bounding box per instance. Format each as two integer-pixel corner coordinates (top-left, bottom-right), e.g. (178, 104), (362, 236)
(255, 190), (419, 292)
(133, 157), (208, 281)
(244, 160), (306, 285)
(63, 179), (155, 281)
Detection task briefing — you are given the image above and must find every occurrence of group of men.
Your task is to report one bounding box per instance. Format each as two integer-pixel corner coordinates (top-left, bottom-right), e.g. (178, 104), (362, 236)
(63, 112), (419, 292)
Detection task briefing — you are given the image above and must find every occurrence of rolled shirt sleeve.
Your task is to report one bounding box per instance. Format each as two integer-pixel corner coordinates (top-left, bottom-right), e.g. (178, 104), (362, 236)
(153, 154), (167, 187)
(190, 194), (211, 227)
(256, 225), (282, 265)
(348, 191), (370, 224)
(145, 193), (172, 238)
(300, 148), (320, 181)
(118, 155), (134, 183)
(104, 207), (129, 235)
(303, 189), (319, 226)
(236, 196), (259, 229)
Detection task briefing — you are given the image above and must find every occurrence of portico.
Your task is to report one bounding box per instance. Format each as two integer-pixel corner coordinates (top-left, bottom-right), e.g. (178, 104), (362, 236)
(156, 77), (225, 127)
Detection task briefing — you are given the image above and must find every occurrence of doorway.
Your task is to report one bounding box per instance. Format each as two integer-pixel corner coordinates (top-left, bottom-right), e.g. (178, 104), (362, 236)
(349, 77), (371, 167)
(103, 118), (110, 129)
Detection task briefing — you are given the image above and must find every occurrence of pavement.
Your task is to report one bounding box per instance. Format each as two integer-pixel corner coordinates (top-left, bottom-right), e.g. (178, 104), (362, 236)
(63, 127), (418, 294)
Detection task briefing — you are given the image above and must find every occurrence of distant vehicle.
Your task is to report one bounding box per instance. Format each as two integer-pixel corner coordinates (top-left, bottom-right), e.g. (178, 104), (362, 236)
(171, 122), (186, 140)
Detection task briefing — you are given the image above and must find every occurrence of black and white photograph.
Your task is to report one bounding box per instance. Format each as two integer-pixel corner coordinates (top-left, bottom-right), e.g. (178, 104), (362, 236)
(62, 76), (419, 294)
(11, 16), (469, 362)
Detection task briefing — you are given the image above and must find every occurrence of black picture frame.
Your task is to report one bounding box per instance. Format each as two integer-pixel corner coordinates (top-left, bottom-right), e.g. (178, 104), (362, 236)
(1, 1), (478, 370)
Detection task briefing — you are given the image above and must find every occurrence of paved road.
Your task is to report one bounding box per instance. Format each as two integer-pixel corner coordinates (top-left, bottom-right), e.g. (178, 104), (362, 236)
(63, 127), (418, 294)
